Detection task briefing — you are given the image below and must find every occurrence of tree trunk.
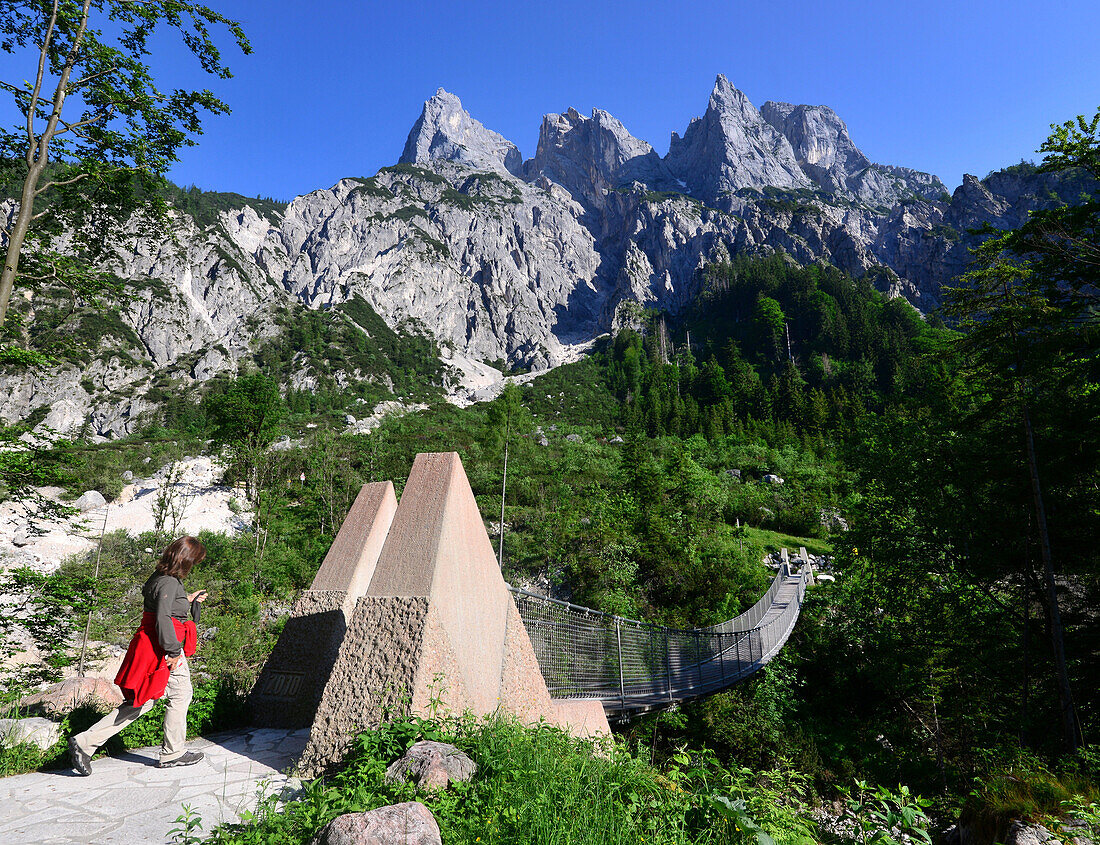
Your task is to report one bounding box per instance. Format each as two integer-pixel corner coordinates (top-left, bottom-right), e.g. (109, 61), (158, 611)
(1022, 402), (1080, 751)
(0, 167), (44, 325)
(1021, 572), (1030, 747)
(0, 0), (92, 326)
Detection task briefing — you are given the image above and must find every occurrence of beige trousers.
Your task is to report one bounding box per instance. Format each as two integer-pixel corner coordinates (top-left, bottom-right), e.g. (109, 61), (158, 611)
(74, 656), (193, 762)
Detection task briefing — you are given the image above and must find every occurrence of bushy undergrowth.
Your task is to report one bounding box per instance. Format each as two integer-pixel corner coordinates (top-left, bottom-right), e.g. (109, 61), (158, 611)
(48, 529), (298, 686)
(960, 748), (1100, 843)
(205, 715), (819, 845)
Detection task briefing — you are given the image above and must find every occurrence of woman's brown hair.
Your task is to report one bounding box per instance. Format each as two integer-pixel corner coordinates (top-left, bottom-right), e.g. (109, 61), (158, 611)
(155, 536), (206, 579)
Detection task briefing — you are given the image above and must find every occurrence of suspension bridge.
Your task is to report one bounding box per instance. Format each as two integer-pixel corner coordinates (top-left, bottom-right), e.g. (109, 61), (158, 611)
(510, 558), (810, 721)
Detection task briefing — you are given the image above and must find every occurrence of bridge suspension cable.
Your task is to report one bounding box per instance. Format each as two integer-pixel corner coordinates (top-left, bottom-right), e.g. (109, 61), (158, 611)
(509, 561), (811, 721)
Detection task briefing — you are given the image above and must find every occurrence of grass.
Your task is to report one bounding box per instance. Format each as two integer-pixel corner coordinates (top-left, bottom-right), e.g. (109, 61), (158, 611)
(962, 750), (1100, 845)
(204, 714), (816, 845)
(743, 527), (833, 559)
(0, 678), (248, 778)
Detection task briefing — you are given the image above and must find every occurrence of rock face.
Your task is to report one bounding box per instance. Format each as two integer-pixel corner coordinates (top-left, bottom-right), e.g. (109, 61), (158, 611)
(401, 88), (523, 176)
(526, 107), (675, 210)
(666, 75), (812, 202)
(310, 802), (441, 845)
(760, 101), (947, 206)
(4, 78), (1091, 436)
(264, 167), (601, 369)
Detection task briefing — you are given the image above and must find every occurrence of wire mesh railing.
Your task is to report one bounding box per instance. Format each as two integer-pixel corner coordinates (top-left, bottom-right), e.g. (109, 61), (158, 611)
(509, 562), (810, 720)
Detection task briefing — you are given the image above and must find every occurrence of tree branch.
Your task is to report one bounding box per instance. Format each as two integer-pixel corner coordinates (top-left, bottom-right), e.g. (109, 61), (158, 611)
(35, 171), (91, 194)
(68, 65), (120, 91)
(51, 105), (115, 138)
(26, 0), (62, 162)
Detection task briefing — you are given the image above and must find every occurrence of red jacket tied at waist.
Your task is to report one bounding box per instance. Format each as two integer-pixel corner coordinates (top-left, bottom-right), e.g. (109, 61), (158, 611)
(114, 612), (197, 707)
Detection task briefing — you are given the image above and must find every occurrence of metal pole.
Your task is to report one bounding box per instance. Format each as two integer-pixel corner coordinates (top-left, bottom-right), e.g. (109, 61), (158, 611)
(665, 629), (673, 702)
(78, 503), (110, 677)
(616, 618), (625, 713)
(498, 412), (510, 570)
(719, 633), (727, 685)
(696, 631), (703, 688)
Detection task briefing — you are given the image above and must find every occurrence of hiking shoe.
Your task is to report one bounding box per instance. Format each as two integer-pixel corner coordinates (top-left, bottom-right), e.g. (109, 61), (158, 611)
(69, 737), (92, 776)
(158, 750), (205, 768)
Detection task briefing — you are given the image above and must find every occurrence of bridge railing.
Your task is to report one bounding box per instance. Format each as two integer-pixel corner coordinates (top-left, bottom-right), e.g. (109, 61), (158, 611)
(509, 562), (810, 719)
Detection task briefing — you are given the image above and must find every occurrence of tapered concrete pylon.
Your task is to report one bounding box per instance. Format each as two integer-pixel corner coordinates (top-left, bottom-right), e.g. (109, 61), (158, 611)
(250, 482), (397, 728)
(297, 453), (608, 776)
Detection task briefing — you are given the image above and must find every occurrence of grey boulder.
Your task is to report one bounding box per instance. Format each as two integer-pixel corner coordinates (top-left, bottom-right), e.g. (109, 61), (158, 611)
(75, 490), (107, 511)
(1005, 822), (1063, 845)
(19, 677), (124, 718)
(385, 740), (476, 792)
(0, 717), (62, 751)
(310, 802), (441, 845)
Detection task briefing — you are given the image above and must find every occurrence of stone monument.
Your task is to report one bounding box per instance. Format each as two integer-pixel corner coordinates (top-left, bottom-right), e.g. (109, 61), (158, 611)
(269, 452), (609, 776)
(250, 481), (398, 728)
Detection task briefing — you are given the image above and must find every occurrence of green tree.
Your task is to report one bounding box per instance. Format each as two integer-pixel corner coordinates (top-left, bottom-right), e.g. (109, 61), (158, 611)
(0, 0), (250, 327)
(480, 383), (530, 568)
(946, 107), (1100, 752)
(205, 373), (285, 504)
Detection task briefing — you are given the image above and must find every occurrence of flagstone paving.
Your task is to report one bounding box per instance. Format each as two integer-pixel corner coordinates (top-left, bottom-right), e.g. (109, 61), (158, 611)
(0, 728), (309, 844)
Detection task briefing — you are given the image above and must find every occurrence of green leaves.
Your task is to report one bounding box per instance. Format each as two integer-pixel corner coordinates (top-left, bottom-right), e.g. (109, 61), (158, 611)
(704, 794), (777, 845)
(0, 0), (251, 324)
(204, 373), (285, 454)
(1041, 108), (1100, 181)
(838, 780), (933, 845)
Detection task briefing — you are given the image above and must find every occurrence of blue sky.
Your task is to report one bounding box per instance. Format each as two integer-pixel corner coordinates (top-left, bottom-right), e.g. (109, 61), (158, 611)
(4, 0), (1099, 201)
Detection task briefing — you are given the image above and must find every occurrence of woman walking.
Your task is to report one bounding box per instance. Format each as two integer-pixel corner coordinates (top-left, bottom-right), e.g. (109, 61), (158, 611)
(69, 536), (208, 775)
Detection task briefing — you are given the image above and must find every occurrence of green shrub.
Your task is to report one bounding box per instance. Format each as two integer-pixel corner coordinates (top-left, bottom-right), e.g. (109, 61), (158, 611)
(205, 715), (813, 845)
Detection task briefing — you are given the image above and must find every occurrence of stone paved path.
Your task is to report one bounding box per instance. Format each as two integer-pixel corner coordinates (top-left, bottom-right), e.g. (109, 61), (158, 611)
(0, 728), (309, 845)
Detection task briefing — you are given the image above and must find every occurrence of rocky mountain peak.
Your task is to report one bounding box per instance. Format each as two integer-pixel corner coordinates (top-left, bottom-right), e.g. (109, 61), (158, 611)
(760, 101), (867, 172)
(707, 73), (761, 122)
(400, 88), (523, 176)
(760, 99), (946, 207)
(665, 75), (812, 203)
(526, 106), (674, 209)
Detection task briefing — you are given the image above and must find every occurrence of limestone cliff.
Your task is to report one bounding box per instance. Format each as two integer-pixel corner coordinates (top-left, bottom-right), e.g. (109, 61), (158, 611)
(3, 80), (1087, 438)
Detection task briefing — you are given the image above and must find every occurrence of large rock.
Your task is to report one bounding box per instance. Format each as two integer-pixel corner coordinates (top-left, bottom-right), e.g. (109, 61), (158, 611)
(1005, 821), (1062, 845)
(19, 676), (124, 718)
(310, 803), (441, 845)
(384, 741), (476, 792)
(665, 74), (812, 203)
(74, 490), (107, 511)
(400, 88), (522, 176)
(0, 717), (62, 751)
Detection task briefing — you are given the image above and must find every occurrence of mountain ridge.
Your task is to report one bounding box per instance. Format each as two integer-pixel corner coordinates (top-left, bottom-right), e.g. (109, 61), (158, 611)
(1, 75), (1090, 440)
